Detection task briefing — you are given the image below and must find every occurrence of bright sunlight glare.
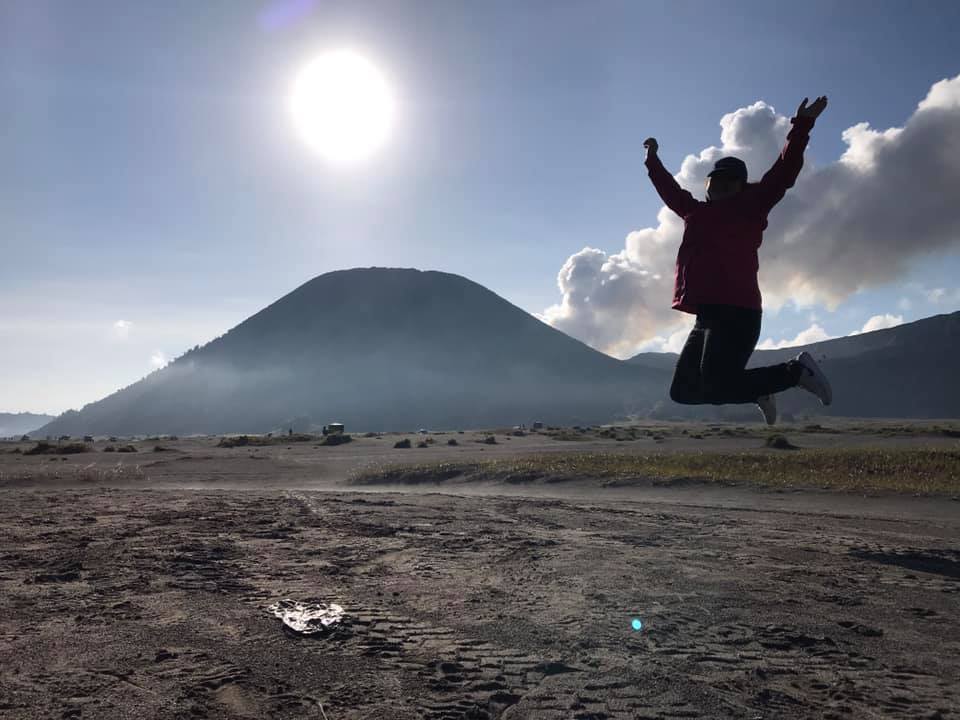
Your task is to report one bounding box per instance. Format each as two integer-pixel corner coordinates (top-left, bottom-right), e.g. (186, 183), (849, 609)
(289, 50), (394, 165)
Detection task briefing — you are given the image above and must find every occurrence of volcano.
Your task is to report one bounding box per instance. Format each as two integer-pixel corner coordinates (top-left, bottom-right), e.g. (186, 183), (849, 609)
(37, 268), (662, 435)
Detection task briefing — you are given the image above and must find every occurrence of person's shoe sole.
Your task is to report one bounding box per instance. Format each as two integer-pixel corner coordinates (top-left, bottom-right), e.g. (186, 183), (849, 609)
(796, 351), (833, 406)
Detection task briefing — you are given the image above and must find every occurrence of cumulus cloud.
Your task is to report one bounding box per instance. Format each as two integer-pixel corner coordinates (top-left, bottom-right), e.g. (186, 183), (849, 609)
(757, 323), (834, 350)
(113, 320), (133, 338)
(855, 313), (904, 334)
(544, 74), (960, 356)
(631, 316), (695, 354)
(150, 351), (167, 368)
(758, 313), (903, 349)
(539, 246), (674, 357)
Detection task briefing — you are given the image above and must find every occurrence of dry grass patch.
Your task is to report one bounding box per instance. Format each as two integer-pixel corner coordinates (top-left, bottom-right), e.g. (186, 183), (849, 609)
(217, 434), (314, 448)
(350, 447), (960, 496)
(25, 441), (90, 455)
(0, 462), (147, 488)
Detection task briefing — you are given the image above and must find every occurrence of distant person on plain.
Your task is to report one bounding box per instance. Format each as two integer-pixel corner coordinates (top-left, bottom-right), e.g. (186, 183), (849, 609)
(644, 96), (833, 425)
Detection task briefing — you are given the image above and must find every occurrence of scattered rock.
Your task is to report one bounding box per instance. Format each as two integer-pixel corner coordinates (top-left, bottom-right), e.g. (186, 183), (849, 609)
(765, 434), (799, 450)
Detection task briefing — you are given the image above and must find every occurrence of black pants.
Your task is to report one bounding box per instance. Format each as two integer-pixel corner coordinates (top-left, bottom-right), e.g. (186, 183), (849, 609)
(670, 304), (802, 405)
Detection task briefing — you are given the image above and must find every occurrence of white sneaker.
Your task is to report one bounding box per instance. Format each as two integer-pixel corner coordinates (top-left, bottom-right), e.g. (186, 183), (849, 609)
(757, 394), (777, 425)
(794, 351), (832, 406)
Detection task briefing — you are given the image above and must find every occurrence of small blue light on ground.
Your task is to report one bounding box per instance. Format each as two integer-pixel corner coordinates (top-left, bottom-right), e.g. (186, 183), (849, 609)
(631, 618), (643, 631)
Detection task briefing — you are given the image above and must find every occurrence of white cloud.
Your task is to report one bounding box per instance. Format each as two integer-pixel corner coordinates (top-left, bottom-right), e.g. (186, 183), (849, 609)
(150, 351), (167, 368)
(113, 319), (133, 338)
(540, 244), (678, 358)
(757, 323), (833, 350)
(924, 287), (960, 305)
(543, 74), (960, 356)
(631, 316), (695, 354)
(759, 313), (904, 348)
(855, 313), (903, 334)
(917, 75), (960, 111)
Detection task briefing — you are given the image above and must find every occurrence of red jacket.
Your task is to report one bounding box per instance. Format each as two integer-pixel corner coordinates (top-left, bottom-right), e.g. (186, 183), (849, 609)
(645, 115), (815, 314)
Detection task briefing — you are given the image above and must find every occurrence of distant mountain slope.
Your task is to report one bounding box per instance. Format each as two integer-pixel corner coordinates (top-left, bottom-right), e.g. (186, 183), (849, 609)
(622, 353), (679, 373)
(0, 412), (55, 437)
(36, 268), (661, 435)
(628, 311), (960, 419)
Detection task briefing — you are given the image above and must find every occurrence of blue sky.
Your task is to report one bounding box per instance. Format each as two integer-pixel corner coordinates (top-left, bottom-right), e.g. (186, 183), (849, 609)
(2, 0), (959, 414)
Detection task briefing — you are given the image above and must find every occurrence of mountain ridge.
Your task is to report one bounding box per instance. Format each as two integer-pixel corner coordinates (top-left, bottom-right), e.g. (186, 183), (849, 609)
(629, 310), (960, 420)
(0, 412), (55, 438)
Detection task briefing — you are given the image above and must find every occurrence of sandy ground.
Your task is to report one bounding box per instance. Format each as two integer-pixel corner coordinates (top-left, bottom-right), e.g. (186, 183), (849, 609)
(1, 424), (958, 719)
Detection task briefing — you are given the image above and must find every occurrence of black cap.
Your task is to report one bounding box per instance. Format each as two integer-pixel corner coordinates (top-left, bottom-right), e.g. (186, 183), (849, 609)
(707, 156), (747, 182)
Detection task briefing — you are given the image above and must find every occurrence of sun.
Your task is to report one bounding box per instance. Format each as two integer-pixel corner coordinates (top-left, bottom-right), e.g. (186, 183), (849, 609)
(289, 50), (394, 165)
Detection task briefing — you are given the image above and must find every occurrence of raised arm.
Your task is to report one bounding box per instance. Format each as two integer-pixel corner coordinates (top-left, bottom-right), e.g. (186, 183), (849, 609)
(755, 96), (827, 212)
(644, 137), (700, 219)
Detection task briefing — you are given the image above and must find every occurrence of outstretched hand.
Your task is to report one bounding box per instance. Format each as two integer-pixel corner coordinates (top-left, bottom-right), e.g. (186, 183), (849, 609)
(643, 137), (658, 156)
(796, 96), (828, 119)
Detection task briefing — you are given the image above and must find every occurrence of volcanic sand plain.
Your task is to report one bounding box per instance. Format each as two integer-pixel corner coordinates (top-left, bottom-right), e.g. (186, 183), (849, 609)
(1, 419), (958, 719)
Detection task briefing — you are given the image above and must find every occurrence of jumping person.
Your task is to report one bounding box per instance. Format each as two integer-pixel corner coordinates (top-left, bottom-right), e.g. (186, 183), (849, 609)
(643, 96), (833, 425)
